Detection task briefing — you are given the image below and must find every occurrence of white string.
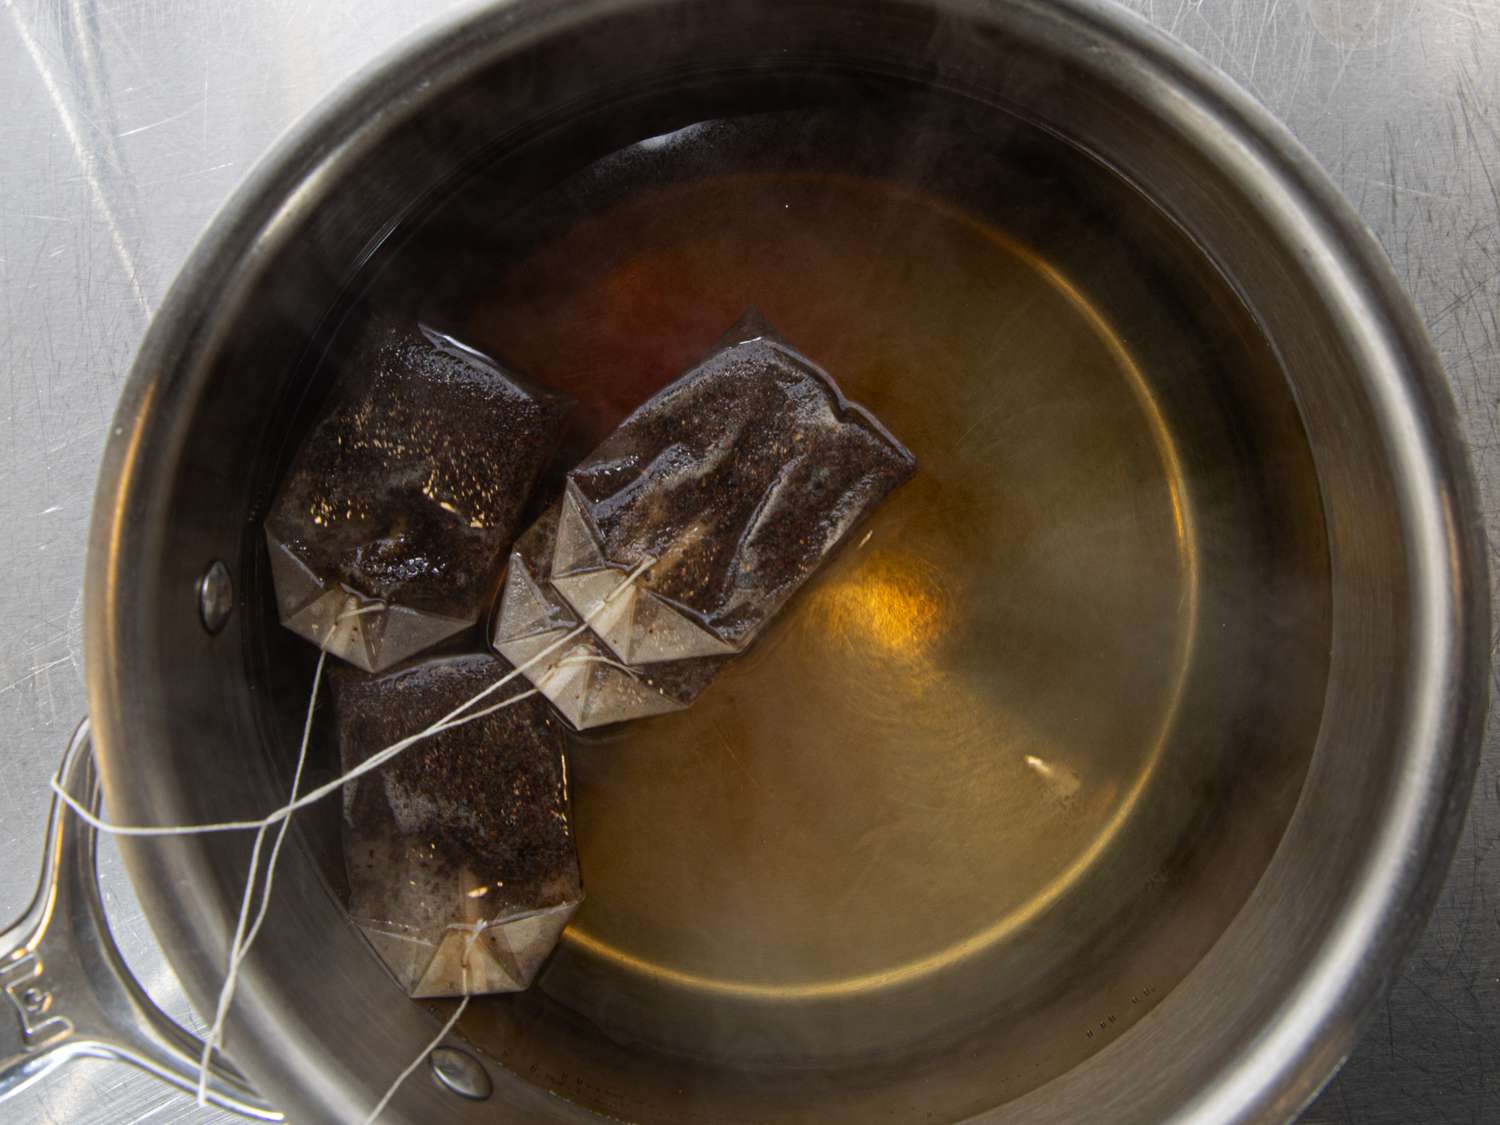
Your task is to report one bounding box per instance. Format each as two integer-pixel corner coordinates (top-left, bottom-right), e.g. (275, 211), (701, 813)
(360, 923), (486, 1125)
(240, 647), (327, 955)
(197, 676), (547, 1105)
(48, 675), (546, 840)
(195, 646), (327, 1104)
(431, 687), (539, 728)
(554, 650), (639, 679)
(54, 558), (653, 1106)
(362, 994), (472, 1125)
(189, 655), (613, 1092)
(190, 822), (265, 1086)
(48, 790), (266, 836)
(51, 557), (653, 838)
(48, 678), (536, 840)
(337, 600), (388, 618)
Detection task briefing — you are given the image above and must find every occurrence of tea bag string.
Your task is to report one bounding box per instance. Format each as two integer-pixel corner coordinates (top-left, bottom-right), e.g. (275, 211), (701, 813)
(554, 650), (639, 679)
(48, 557), (654, 837)
(48, 558), (651, 1111)
(195, 559), (649, 1105)
(359, 919), (491, 1125)
(196, 672), (545, 1105)
(193, 641), (329, 1103)
(197, 595), (408, 1101)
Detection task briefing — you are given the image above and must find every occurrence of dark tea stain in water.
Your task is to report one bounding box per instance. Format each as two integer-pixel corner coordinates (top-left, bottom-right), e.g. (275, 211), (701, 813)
(449, 169), (1193, 995)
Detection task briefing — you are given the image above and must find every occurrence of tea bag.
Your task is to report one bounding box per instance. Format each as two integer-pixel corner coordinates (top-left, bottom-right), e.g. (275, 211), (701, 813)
(334, 651), (581, 997)
(493, 311), (916, 729)
(266, 319), (570, 672)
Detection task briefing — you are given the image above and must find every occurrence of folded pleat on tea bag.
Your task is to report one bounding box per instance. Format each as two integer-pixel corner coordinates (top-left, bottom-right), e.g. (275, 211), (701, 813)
(334, 651), (581, 997)
(267, 319), (570, 671)
(493, 311), (916, 729)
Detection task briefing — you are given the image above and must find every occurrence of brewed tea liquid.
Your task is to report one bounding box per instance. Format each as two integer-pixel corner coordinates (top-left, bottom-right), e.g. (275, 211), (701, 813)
(468, 170), (1188, 976)
(336, 101), (1329, 1120)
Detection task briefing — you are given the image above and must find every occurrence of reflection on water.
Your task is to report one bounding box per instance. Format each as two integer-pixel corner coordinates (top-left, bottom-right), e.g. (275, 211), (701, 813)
(806, 546), (949, 665)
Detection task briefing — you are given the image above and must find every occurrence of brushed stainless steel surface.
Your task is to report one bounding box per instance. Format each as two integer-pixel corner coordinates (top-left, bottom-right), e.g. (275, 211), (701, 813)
(0, 2), (1494, 1124)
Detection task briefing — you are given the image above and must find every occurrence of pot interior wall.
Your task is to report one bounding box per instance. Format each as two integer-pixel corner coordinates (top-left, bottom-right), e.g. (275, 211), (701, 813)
(96, 4), (1444, 1124)
(256, 79), (1326, 1125)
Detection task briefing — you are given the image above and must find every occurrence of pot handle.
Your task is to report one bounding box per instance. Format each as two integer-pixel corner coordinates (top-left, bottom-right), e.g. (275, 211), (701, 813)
(0, 720), (281, 1120)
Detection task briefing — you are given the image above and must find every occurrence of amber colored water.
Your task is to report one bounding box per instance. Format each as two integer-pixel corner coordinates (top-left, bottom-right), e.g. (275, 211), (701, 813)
(342, 105), (1327, 1117)
(443, 167), (1190, 995)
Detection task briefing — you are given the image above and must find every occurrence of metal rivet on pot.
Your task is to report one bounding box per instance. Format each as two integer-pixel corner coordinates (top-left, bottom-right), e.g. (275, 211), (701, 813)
(198, 560), (233, 634)
(429, 1046), (492, 1101)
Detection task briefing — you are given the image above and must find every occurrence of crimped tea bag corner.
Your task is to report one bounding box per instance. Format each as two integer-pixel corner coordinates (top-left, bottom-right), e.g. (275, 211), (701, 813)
(266, 316), (571, 672)
(333, 650), (581, 997)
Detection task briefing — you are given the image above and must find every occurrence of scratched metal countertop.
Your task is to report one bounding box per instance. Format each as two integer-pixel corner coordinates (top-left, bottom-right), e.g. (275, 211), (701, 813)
(1, 1), (1496, 1122)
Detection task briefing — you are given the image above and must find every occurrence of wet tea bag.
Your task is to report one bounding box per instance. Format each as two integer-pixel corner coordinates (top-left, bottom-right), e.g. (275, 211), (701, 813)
(266, 319), (570, 672)
(493, 311), (916, 729)
(334, 651), (581, 997)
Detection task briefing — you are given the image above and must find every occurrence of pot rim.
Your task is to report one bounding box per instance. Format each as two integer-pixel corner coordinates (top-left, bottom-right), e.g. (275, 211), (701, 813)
(84, 1), (1489, 1122)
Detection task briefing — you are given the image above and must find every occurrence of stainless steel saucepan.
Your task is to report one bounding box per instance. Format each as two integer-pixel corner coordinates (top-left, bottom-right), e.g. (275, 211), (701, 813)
(1, 0), (1487, 1121)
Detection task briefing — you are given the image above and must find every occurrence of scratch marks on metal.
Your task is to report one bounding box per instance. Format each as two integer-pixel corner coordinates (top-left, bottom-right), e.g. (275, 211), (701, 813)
(4, 2), (152, 322)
